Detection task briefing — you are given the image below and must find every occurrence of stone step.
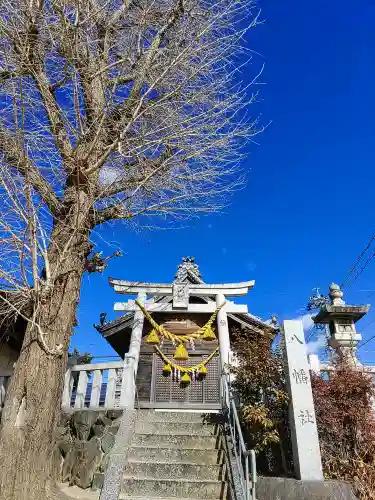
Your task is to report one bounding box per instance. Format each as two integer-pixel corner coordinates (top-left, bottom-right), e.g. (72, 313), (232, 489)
(132, 433), (220, 449)
(135, 421), (217, 436)
(118, 497), (222, 500)
(126, 460), (225, 481)
(129, 446), (223, 464)
(120, 477), (227, 499)
(137, 410), (210, 423)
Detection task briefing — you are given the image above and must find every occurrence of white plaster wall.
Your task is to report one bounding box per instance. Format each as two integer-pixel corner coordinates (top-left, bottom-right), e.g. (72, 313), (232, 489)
(0, 342), (18, 372)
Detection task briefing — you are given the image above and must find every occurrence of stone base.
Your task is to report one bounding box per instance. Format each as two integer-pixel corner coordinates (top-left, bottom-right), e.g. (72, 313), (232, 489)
(55, 410), (123, 490)
(57, 483), (99, 500)
(257, 477), (358, 500)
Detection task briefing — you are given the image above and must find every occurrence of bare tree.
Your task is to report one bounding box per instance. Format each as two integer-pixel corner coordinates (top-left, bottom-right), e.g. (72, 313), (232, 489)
(0, 0), (263, 498)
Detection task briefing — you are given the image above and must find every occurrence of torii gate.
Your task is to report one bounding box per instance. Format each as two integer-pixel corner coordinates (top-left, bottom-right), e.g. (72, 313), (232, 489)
(108, 277), (255, 406)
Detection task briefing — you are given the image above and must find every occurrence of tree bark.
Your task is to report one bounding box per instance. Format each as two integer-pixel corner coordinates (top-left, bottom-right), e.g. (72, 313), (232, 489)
(0, 205), (91, 500)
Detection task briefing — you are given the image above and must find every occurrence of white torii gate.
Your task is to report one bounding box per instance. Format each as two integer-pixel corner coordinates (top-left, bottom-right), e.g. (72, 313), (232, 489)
(111, 278), (254, 364)
(109, 277), (255, 406)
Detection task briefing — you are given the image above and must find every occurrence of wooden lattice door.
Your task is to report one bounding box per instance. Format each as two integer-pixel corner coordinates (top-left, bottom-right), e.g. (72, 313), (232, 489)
(152, 351), (220, 408)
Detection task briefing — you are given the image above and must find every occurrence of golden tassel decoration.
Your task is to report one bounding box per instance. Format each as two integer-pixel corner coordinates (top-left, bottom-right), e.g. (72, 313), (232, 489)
(146, 329), (160, 345)
(180, 372), (191, 385)
(137, 299), (226, 345)
(174, 343), (189, 360)
(202, 325), (216, 341)
(163, 363), (172, 375)
(198, 365), (207, 376)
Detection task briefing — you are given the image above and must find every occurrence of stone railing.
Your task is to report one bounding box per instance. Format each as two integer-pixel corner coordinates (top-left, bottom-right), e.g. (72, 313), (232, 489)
(2, 360), (130, 413)
(62, 361), (125, 411)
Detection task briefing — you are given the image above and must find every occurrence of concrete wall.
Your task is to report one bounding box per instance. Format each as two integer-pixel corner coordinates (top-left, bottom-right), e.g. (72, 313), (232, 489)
(257, 476), (358, 500)
(0, 342), (18, 372)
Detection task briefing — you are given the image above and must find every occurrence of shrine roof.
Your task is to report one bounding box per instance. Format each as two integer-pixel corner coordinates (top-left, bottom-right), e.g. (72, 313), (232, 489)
(313, 303), (370, 324)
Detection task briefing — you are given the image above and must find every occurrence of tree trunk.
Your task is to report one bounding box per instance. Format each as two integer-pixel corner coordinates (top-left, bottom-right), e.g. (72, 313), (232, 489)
(0, 213), (90, 500)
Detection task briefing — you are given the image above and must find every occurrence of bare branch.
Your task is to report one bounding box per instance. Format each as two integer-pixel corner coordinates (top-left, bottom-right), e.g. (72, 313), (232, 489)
(0, 2), (266, 493)
(0, 129), (62, 215)
(0, 0), (264, 299)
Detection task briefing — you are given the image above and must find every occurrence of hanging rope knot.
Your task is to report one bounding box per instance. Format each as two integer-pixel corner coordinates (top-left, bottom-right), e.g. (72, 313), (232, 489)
(136, 299), (224, 386)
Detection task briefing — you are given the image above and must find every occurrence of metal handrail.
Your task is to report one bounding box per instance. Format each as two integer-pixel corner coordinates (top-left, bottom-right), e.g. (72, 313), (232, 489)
(221, 370), (257, 500)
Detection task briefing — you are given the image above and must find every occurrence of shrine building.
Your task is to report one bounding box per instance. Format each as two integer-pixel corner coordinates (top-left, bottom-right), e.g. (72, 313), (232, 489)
(95, 257), (276, 410)
(2, 258), (367, 498)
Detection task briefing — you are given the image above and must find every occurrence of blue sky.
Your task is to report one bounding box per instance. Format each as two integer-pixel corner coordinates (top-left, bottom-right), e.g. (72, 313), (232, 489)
(73, 0), (375, 363)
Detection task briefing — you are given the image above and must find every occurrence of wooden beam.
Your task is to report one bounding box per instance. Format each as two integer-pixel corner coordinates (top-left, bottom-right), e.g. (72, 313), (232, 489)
(114, 301), (248, 314)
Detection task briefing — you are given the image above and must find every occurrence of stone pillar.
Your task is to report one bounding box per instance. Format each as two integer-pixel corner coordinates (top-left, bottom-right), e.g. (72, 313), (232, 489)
(120, 291), (146, 407)
(283, 320), (323, 481)
(216, 293), (230, 368)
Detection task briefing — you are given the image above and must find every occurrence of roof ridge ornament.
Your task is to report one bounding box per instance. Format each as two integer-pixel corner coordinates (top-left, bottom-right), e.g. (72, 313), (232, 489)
(174, 256), (201, 282)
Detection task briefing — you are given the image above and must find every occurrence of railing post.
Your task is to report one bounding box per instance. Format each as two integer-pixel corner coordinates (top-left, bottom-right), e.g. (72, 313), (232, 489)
(120, 291), (146, 407)
(245, 454), (249, 500)
(250, 449), (257, 500)
(62, 369), (73, 409)
(90, 369), (103, 408)
(105, 369), (117, 408)
(75, 371), (88, 409)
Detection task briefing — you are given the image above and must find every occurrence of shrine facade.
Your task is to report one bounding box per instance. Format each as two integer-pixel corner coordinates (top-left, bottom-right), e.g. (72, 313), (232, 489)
(95, 257), (276, 410)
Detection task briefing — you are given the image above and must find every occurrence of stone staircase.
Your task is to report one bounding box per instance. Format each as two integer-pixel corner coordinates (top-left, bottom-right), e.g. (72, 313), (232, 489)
(119, 409), (227, 500)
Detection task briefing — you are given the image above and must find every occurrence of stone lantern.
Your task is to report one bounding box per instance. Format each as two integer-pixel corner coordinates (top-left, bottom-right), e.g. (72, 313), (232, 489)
(313, 283), (369, 361)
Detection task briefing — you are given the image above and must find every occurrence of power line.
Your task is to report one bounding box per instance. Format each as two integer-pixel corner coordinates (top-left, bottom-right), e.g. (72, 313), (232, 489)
(358, 318), (375, 349)
(358, 332), (375, 349)
(345, 250), (375, 290)
(341, 231), (375, 289)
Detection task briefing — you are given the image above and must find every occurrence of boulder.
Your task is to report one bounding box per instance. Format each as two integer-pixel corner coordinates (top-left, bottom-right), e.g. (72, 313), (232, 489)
(57, 439), (73, 457)
(99, 453), (110, 473)
(57, 410), (119, 490)
(71, 437), (103, 489)
(92, 424), (105, 438)
(92, 473), (105, 491)
(96, 413), (112, 427)
(109, 423), (120, 436)
(71, 411), (98, 440)
(101, 432), (116, 454)
(62, 447), (78, 484)
(106, 410), (122, 421)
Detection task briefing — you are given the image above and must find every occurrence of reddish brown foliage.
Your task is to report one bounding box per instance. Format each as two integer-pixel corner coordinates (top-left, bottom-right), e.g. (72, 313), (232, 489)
(312, 363), (375, 499)
(231, 328), (291, 475)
